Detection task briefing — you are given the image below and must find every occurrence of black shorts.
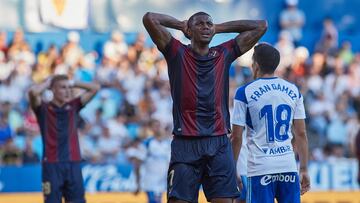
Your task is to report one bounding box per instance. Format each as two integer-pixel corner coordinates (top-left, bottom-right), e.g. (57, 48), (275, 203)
(167, 135), (240, 203)
(42, 162), (85, 203)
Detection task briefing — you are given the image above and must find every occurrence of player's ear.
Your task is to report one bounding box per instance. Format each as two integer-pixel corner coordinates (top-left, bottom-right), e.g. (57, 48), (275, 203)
(185, 27), (191, 40)
(252, 61), (259, 79)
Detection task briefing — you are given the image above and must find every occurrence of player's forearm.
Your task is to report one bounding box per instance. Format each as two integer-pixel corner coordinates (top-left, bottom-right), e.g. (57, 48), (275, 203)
(73, 81), (101, 93)
(143, 12), (184, 31)
(295, 133), (309, 172)
(231, 125), (243, 162)
(28, 78), (51, 97)
(231, 135), (242, 162)
(215, 20), (267, 34)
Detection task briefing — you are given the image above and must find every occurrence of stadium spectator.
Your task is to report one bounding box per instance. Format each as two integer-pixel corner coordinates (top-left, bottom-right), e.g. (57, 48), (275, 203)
(339, 41), (354, 65)
(62, 31), (84, 67)
(133, 119), (171, 203)
(0, 110), (12, 146)
(275, 31), (295, 74)
(279, 0), (305, 44)
(7, 29), (30, 61)
(21, 137), (39, 164)
(1, 138), (21, 165)
(0, 31), (7, 54)
(97, 126), (121, 163)
(315, 17), (338, 54)
(1, 101), (23, 134)
(78, 122), (100, 163)
(103, 30), (128, 63)
(106, 111), (130, 145)
(33, 45), (59, 83)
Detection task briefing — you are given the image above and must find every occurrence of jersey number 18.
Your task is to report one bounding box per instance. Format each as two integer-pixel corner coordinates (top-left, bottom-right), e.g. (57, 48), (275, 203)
(259, 104), (291, 143)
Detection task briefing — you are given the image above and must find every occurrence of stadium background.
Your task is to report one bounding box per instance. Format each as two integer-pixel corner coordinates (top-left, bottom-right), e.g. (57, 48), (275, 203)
(0, 0), (359, 202)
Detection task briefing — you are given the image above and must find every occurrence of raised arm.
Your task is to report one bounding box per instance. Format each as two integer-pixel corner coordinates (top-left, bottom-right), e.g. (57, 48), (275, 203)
(215, 20), (268, 54)
(28, 77), (52, 109)
(72, 81), (101, 105)
(142, 12), (186, 51)
(293, 119), (310, 195)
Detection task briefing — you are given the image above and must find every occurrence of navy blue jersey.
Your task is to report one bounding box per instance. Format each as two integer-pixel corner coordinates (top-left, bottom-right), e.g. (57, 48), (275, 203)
(162, 37), (242, 136)
(34, 98), (83, 162)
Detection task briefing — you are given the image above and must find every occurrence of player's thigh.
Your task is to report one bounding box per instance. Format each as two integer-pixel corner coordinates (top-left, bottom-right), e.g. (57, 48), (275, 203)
(275, 172), (300, 203)
(202, 139), (240, 202)
(167, 163), (202, 203)
(63, 162), (86, 203)
(42, 163), (63, 203)
(247, 175), (275, 203)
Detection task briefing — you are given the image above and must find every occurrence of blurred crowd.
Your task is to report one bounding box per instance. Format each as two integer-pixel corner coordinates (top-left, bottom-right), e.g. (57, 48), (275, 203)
(0, 0), (359, 166)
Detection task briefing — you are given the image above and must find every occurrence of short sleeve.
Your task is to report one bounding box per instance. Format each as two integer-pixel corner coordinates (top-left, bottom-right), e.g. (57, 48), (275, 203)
(232, 86), (248, 126)
(161, 37), (183, 61)
(232, 100), (247, 126)
(70, 97), (84, 112)
(294, 93), (306, 119)
(218, 39), (242, 62)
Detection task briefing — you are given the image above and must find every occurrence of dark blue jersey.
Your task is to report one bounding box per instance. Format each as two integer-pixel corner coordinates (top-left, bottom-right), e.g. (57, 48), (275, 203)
(161, 37), (242, 136)
(34, 98), (83, 162)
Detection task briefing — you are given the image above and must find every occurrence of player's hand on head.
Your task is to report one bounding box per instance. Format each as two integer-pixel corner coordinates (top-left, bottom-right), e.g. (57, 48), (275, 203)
(45, 76), (54, 86)
(299, 171), (310, 195)
(182, 20), (190, 39)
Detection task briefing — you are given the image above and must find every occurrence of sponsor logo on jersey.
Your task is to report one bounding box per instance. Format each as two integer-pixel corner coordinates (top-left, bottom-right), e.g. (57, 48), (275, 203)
(262, 145), (292, 155)
(260, 174), (296, 186)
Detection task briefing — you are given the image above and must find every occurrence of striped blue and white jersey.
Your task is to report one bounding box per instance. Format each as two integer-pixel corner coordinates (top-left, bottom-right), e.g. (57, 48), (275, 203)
(231, 77), (306, 177)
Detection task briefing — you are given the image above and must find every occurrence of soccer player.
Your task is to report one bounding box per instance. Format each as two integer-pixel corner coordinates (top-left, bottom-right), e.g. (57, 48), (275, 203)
(132, 119), (171, 203)
(143, 11), (267, 203)
(28, 75), (100, 203)
(231, 43), (310, 203)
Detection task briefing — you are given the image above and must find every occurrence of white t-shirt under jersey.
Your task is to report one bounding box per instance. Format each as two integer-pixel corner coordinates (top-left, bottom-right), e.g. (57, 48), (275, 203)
(231, 77), (306, 177)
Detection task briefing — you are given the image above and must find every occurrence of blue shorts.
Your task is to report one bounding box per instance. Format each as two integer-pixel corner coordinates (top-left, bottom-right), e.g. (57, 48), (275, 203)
(146, 191), (162, 203)
(42, 162), (85, 203)
(238, 175), (247, 201)
(247, 172), (300, 203)
(167, 135), (240, 203)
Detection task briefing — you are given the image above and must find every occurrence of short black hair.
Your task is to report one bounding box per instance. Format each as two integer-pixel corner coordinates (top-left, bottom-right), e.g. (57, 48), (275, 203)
(253, 43), (280, 74)
(187, 11), (211, 28)
(185, 12), (211, 39)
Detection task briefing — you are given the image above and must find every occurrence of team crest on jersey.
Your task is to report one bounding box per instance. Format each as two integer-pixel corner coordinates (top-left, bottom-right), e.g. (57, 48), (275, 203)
(209, 50), (217, 57)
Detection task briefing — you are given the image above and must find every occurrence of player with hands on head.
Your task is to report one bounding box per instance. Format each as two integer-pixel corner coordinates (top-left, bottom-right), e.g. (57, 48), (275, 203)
(143, 11), (267, 203)
(28, 75), (100, 203)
